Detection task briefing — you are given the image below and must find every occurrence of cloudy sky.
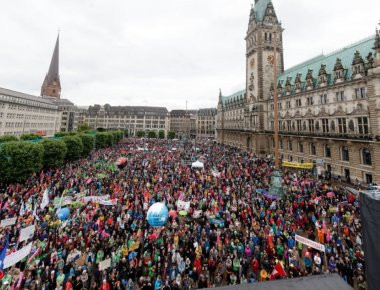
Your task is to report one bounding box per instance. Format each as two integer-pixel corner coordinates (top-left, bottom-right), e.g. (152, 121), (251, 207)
(0, 0), (378, 110)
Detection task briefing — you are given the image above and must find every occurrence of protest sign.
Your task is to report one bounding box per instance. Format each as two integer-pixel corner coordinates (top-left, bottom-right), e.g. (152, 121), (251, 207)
(295, 234), (325, 252)
(3, 242), (32, 269)
(99, 258), (111, 271)
(1, 217), (17, 228)
(19, 225), (35, 242)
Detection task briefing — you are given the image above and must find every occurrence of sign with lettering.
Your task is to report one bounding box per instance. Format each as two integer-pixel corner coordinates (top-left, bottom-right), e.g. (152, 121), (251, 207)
(295, 234), (325, 252)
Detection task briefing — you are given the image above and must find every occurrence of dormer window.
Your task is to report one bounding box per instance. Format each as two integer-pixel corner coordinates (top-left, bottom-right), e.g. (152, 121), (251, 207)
(318, 64), (328, 87)
(352, 50), (364, 78)
(305, 69), (314, 90)
(333, 58), (344, 83)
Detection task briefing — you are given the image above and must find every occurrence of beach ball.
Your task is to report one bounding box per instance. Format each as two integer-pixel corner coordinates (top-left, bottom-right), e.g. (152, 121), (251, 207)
(57, 207), (70, 221)
(147, 203), (169, 227)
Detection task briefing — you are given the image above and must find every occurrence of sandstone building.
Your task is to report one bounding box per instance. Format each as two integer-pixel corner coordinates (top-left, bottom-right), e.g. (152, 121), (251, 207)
(217, 0), (380, 184)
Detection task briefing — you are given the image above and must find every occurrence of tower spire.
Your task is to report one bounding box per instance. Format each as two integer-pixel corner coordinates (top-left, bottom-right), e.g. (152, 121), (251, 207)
(41, 33), (61, 98)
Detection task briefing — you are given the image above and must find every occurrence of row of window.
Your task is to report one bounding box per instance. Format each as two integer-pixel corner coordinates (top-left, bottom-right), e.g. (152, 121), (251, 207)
(271, 117), (369, 135)
(277, 139), (372, 165)
(271, 87), (367, 110)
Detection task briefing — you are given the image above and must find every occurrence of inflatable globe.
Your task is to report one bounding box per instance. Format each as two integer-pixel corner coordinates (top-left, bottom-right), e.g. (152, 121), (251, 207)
(57, 207), (70, 221)
(147, 203), (169, 227)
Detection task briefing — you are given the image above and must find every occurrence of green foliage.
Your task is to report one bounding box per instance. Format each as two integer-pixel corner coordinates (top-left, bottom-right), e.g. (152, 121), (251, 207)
(77, 123), (91, 132)
(147, 131), (157, 139)
(78, 134), (95, 156)
(111, 130), (122, 144)
(167, 131), (176, 139)
(55, 132), (70, 137)
(96, 132), (113, 149)
(42, 139), (67, 168)
(136, 130), (145, 138)
(0, 135), (19, 143)
(20, 133), (42, 141)
(0, 141), (44, 182)
(63, 136), (83, 161)
(158, 130), (165, 139)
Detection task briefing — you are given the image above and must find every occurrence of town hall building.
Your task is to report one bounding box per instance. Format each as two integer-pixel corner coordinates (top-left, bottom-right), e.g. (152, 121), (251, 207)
(217, 0), (380, 184)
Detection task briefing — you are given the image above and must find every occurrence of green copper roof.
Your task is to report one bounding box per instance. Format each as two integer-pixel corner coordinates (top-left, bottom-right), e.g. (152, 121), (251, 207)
(221, 89), (246, 106)
(277, 35), (376, 93)
(255, 0), (271, 22)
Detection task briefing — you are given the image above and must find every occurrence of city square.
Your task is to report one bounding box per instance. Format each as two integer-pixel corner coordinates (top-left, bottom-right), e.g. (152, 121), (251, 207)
(0, 0), (379, 289)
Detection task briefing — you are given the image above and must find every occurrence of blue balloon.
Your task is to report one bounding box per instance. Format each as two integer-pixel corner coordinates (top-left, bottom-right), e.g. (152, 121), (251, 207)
(147, 203), (169, 227)
(57, 207), (70, 220)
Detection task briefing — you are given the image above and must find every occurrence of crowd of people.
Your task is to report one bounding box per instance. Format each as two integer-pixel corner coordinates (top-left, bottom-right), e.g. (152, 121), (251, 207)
(0, 138), (366, 289)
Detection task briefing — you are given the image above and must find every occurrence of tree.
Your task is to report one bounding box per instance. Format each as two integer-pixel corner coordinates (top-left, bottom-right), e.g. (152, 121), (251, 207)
(167, 131), (176, 139)
(42, 139), (67, 168)
(136, 130), (145, 138)
(96, 132), (111, 149)
(63, 136), (83, 161)
(0, 135), (18, 143)
(0, 141), (44, 182)
(78, 134), (95, 156)
(111, 130), (123, 144)
(77, 123), (91, 132)
(158, 130), (165, 139)
(55, 132), (70, 137)
(147, 131), (157, 139)
(20, 133), (42, 141)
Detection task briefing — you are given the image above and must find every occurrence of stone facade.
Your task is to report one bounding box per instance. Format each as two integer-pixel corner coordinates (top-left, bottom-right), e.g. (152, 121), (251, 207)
(196, 108), (217, 139)
(217, 0), (380, 184)
(0, 87), (60, 137)
(169, 110), (197, 139)
(81, 105), (170, 136)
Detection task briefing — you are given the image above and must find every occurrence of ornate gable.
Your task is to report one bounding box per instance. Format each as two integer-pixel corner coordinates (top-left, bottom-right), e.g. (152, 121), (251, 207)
(318, 64), (328, 87)
(294, 73), (302, 92)
(331, 105), (347, 117)
(317, 107), (329, 117)
(303, 108), (314, 118)
(350, 103), (368, 115)
(285, 77), (292, 95)
(333, 58), (345, 83)
(352, 50), (364, 79)
(305, 69), (314, 90)
(293, 110), (302, 118)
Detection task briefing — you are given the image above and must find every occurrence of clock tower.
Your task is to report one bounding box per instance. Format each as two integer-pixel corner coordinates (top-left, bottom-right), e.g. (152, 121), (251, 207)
(245, 0), (283, 153)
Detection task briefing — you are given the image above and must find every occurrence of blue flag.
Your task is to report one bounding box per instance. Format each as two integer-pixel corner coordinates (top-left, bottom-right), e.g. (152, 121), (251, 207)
(0, 236), (9, 270)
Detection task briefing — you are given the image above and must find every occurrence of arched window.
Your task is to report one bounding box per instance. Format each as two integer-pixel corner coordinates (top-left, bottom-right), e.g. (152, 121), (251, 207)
(325, 144), (331, 158)
(310, 143), (316, 155)
(361, 148), (372, 165)
(341, 146), (349, 161)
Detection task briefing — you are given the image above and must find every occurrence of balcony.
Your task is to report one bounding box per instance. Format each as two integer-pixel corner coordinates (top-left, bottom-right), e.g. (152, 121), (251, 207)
(263, 130), (373, 141)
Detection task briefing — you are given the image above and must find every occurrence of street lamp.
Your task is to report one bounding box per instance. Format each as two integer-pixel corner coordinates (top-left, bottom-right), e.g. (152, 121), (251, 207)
(269, 29), (284, 198)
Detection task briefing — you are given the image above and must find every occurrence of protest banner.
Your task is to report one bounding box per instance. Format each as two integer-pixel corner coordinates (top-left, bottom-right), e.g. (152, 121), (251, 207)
(295, 234), (325, 252)
(3, 242), (32, 269)
(99, 258), (111, 271)
(1, 217), (17, 228)
(19, 225), (35, 242)
(177, 200), (190, 211)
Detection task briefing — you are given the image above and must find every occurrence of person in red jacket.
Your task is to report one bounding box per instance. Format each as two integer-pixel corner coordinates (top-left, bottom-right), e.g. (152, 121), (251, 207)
(99, 279), (111, 290)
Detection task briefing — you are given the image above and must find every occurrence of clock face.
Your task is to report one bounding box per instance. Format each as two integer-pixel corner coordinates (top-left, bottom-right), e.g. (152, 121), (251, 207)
(267, 55), (274, 65)
(250, 58), (255, 68)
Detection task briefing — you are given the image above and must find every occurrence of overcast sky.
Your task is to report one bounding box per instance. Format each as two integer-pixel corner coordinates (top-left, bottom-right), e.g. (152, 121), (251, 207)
(0, 0), (378, 110)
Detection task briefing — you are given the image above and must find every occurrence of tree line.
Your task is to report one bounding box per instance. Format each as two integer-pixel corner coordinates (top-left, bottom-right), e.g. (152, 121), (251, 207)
(0, 130), (124, 182)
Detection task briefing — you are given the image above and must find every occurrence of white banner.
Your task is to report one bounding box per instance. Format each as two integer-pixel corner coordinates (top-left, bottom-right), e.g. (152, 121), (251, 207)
(99, 258), (111, 271)
(3, 242), (33, 269)
(1, 217), (17, 227)
(177, 200), (190, 211)
(19, 225), (36, 242)
(40, 189), (49, 209)
(295, 234), (325, 252)
(83, 196), (116, 206)
(193, 210), (202, 219)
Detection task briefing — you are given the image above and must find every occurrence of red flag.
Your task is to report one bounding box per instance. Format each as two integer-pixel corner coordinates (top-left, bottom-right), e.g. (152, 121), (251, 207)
(270, 262), (286, 280)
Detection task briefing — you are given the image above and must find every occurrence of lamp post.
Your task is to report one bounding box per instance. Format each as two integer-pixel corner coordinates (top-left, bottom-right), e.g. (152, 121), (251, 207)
(269, 29), (284, 198)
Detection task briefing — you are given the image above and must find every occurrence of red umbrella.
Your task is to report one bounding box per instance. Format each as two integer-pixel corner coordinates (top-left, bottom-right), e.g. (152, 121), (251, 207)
(116, 157), (127, 166)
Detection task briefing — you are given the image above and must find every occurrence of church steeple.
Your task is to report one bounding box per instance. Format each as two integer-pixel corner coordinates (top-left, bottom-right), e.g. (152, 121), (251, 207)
(41, 34), (61, 98)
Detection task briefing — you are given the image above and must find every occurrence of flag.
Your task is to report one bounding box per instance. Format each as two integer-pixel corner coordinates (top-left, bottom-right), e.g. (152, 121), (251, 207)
(19, 201), (25, 216)
(33, 203), (40, 221)
(0, 235), (9, 270)
(269, 262), (286, 280)
(40, 189), (49, 209)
